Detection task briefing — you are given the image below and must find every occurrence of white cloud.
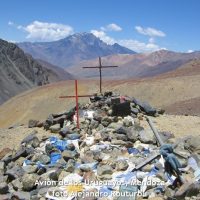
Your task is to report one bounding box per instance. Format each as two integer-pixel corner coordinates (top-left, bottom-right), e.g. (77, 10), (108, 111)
(106, 23), (122, 31)
(8, 21), (14, 26)
(118, 39), (161, 52)
(187, 49), (194, 53)
(148, 37), (155, 43)
(135, 26), (166, 37)
(91, 29), (163, 52)
(17, 21), (74, 41)
(91, 30), (116, 44)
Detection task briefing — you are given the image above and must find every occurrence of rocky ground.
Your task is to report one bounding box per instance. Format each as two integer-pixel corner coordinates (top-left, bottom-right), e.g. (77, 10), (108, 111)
(0, 92), (200, 200)
(0, 114), (200, 151)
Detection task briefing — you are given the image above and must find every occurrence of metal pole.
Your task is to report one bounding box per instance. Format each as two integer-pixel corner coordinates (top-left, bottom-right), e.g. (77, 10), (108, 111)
(75, 80), (79, 129)
(99, 57), (102, 94)
(146, 116), (164, 146)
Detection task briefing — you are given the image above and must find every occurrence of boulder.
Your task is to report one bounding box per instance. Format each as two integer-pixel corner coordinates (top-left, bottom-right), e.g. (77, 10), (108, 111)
(11, 178), (23, 191)
(131, 107), (139, 115)
(6, 165), (25, 180)
(115, 127), (128, 135)
(97, 165), (113, 176)
(0, 194), (12, 200)
(49, 124), (61, 133)
(32, 154), (50, 164)
(139, 129), (156, 144)
(62, 150), (79, 161)
(12, 147), (28, 162)
(58, 171), (70, 182)
(22, 173), (38, 191)
(0, 182), (8, 194)
(21, 131), (40, 148)
(184, 136), (200, 154)
(81, 151), (95, 163)
(67, 133), (81, 140)
(112, 102), (131, 117)
(22, 165), (38, 174)
(111, 139), (127, 146)
(65, 159), (75, 173)
(132, 98), (156, 116)
(126, 127), (139, 142)
(12, 191), (30, 200)
(174, 181), (200, 199)
(53, 115), (66, 125)
(59, 127), (71, 137)
(116, 160), (129, 171)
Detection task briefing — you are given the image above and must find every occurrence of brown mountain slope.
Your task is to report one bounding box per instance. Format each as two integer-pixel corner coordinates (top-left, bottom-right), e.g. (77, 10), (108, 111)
(1, 58), (200, 127)
(0, 68), (200, 128)
(36, 59), (74, 81)
(67, 50), (200, 79)
(0, 39), (73, 105)
(156, 59), (200, 78)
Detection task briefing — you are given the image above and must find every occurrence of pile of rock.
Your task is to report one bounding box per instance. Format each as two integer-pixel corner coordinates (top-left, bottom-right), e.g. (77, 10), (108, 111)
(0, 92), (200, 200)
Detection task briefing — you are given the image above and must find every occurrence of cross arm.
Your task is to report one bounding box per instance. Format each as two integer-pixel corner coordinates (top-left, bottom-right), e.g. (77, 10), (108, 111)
(83, 66), (118, 69)
(83, 66), (100, 69)
(59, 95), (93, 98)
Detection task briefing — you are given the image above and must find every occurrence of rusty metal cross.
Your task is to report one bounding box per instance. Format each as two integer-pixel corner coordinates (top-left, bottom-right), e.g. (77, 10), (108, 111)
(59, 80), (92, 129)
(83, 57), (118, 93)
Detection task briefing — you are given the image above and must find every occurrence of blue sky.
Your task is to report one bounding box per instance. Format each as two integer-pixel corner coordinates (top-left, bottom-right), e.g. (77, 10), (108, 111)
(0, 0), (199, 52)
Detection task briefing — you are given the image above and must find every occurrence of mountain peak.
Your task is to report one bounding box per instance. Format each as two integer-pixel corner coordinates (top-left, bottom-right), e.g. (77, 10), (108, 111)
(18, 32), (135, 67)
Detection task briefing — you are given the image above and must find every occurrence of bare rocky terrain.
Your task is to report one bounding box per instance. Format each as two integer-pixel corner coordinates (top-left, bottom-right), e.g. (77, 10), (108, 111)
(67, 50), (200, 79)
(0, 57), (200, 127)
(0, 39), (73, 105)
(0, 114), (200, 151)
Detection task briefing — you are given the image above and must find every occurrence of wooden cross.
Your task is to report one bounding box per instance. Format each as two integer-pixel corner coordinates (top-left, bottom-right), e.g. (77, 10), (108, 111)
(59, 80), (92, 129)
(83, 57), (118, 93)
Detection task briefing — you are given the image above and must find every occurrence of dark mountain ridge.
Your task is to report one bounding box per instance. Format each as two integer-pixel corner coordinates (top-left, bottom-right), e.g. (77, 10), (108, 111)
(0, 39), (72, 104)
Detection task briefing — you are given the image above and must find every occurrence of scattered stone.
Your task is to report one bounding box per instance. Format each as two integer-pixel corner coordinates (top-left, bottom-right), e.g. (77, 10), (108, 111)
(97, 165), (113, 176)
(131, 107), (140, 115)
(0, 194), (12, 200)
(59, 127), (71, 137)
(6, 165), (25, 181)
(58, 171), (70, 181)
(0, 91), (193, 199)
(139, 129), (156, 144)
(11, 178), (23, 191)
(28, 119), (39, 128)
(65, 159), (75, 172)
(62, 150), (79, 161)
(21, 131), (40, 148)
(0, 182), (8, 194)
(126, 127), (139, 142)
(12, 191), (30, 200)
(22, 165), (38, 174)
(67, 133), (81, 140)
(134, 99), (157, 116)
(184, 136), (200, 154)
(22, 173), (38, 191)
(116, 160), (129, 171)
(49, 124), (61, 133)
(32, 154), (50, 164)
